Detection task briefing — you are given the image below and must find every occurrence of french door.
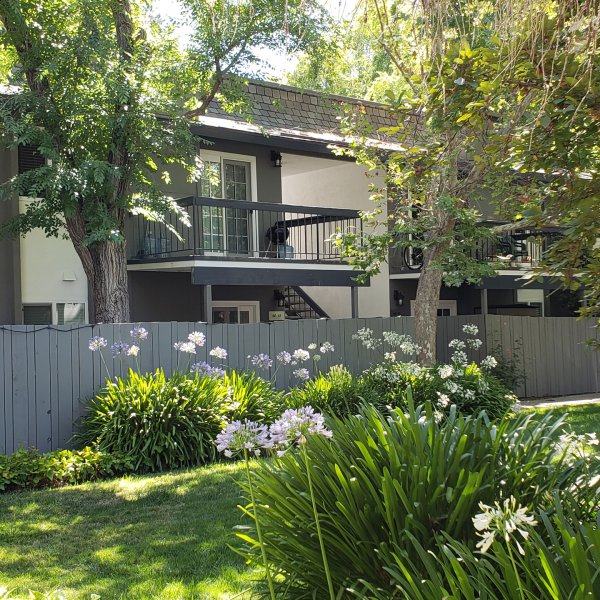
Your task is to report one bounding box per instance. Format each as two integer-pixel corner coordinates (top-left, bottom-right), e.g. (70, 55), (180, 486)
(199, 157), (253, 256)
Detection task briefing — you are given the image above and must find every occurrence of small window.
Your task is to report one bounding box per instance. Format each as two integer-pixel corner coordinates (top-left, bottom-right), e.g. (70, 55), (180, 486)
(57, 302), (86, 324)
(23, 304), (52, 325)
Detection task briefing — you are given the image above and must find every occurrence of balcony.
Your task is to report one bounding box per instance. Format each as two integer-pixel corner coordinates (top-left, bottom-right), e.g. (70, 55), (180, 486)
(389, 223), (563, 274)
(127, 196), (362, 266)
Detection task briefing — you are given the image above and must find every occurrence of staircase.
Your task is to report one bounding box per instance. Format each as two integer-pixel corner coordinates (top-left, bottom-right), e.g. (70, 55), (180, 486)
(281, 286), (330, 319)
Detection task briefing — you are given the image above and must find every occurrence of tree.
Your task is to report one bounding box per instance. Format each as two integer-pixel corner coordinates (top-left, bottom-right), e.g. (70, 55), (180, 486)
(0, 0), (326, 322)
(330, 0), (600, 363)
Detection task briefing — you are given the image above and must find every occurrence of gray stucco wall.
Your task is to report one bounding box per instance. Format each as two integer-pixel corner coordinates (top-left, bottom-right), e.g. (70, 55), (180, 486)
(155, 138), (282, 204)
(0, 148), (20, 324)
(129, 271), (205, 322)
(128, 271), (280, 322)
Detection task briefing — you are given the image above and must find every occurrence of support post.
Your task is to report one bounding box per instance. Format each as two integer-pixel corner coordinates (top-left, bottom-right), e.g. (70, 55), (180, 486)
(350, 286), (359, 318)
(481, 288), (488, 316)
(203, 284), (213, 323)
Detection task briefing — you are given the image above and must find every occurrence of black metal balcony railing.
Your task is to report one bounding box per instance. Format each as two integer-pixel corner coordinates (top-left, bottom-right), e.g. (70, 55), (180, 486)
(389, 223), (562, 274)
(126, 196), (362, 263)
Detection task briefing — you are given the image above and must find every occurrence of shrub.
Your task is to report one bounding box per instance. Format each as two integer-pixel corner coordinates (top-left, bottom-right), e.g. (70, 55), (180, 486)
(286, 365), (382, 417)
(360, 361), (516, 419)
(489, 341), (526, 392)
(0, 446), (133, 492)
(80, 369), (224, 471)
(238, 402), (597, 598)
(217, 370), (286, 423)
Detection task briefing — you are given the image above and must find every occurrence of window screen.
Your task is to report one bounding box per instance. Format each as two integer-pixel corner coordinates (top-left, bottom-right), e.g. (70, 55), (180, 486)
(23, 304), (52, 325)
(18, 145), (46, 174)
(57, 303), (86, 324)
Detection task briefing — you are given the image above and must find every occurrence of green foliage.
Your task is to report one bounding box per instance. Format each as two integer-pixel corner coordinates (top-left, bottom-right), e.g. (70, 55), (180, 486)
(238, 403), (596, 597)
(0, 446), (133, 492)
(359, 504), (600, 600)
(80, 368), (284, 472)
(80, 369), (224, 471)
(361, 361), (516, 419)
(489, 341), (526, 392)
(218, 370), (286, 424)
(286, 365), (382, 417)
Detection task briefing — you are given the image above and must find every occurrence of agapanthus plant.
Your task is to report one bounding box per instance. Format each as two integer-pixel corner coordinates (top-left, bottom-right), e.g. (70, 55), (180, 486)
(473, 496), (537, 600)
(269, 406), (335, 599)
(216, 420), (276, 600)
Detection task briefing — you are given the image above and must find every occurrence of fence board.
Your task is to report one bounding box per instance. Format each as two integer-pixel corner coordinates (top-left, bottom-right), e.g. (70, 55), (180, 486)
(1, 316), (599, 454)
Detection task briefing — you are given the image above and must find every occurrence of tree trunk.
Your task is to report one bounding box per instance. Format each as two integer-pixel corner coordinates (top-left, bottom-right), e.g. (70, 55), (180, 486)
(414, 214), (455, 366)
(65, 215), (130, 323)
(88, 241), (130, 323)
(414, 253), (445, 366)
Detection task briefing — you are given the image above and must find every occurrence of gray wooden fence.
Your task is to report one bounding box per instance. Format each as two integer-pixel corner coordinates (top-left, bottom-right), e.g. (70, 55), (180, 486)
(1, 315), (599, 454)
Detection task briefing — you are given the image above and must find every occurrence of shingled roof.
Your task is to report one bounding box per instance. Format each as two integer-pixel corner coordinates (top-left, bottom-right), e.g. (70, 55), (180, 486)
(201, 79), (401, 149)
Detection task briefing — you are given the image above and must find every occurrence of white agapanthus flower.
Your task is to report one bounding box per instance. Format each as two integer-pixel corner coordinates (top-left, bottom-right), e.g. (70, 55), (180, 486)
(462, 323), (479, 336)
(292, 348), (310, 362)
(209, 346), (228, 359)
(439, 364), (454, 379)
(188, 331), (206, 347)
(473, 496), (537, 555)
(127, 345), (140, 357)
(481, 355), (498, 369)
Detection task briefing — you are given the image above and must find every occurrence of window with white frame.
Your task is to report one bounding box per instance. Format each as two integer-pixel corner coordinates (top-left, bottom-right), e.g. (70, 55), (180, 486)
(198, 151), (257, 256)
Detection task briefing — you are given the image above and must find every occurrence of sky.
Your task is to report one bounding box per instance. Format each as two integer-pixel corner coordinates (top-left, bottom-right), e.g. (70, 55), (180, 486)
(152, 0), (359, 79)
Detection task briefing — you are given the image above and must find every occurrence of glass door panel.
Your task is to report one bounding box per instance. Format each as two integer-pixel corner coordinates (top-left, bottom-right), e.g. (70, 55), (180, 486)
(224, 160), (251, 256)
(198, 157), (253, 256)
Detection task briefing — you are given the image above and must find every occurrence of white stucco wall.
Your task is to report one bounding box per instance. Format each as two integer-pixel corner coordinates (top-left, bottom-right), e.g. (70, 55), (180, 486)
(19, 198), (88, 322)
(281, 154), (390, 319)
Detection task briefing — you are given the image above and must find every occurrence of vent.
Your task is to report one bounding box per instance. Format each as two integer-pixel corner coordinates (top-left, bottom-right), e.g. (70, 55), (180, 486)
(18, 145), (46, 174)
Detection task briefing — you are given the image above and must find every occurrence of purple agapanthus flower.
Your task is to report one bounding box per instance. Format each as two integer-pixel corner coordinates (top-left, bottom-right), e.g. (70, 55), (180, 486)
(191, 361), (225, 378)
(130, 326), (149, 342)
(277, 351), (292, 364)
(270, 406), (332, 447)
(293, 367), (310, 381)
(89, 336), (108, 352)
(250, 353), (273, 370)
(111, 341), (130, 357)
(216, 420), (273, 458)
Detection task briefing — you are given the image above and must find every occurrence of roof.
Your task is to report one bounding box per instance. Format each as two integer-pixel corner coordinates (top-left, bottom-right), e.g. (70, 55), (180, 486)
(201, 79), (402, 150)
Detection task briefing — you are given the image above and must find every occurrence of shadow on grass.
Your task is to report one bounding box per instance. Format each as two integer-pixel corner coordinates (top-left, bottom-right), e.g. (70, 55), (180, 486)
(0, 462), (259, 599)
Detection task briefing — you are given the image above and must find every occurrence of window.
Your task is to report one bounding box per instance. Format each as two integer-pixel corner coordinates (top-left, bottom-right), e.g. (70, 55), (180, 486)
(23, 304), (52, 325)
(410, 299), (457, 317)
(212, 301), (259, 324)
(198, 152), (254, 256)
(57, 303), (86, 324)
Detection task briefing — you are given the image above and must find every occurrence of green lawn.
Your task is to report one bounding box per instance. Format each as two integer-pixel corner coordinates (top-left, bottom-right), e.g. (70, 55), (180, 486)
(0, 462), (257, 600)
(528, 403), (600, 438)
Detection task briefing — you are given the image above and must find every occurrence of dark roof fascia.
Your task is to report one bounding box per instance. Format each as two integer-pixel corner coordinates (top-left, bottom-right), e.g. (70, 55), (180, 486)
(191, 123), (356, 160)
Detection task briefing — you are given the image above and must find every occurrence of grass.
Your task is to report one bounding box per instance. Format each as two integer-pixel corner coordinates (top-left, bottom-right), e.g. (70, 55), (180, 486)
(0, 462), (257, 600)
(528, 403), (600, 438)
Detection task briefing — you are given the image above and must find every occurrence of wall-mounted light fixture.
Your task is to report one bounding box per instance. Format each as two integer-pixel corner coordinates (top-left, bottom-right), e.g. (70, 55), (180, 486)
(271, 150), (283, 168)
(393, 290), (404, 307)
(274, 289), (285, 307)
